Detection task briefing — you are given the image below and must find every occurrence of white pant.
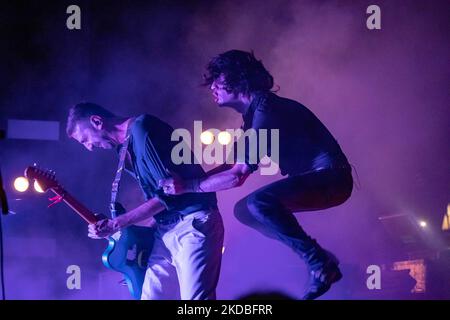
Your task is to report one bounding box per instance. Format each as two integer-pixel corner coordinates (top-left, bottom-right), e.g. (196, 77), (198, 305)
(141, 208), (224, 300)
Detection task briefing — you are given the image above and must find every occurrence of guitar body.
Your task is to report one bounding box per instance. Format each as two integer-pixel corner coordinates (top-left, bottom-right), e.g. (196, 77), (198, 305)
(102, 225), (155, 300)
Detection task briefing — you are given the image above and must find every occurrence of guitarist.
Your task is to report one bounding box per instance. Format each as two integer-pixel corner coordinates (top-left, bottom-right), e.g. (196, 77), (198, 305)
(66, 103), (223, 300)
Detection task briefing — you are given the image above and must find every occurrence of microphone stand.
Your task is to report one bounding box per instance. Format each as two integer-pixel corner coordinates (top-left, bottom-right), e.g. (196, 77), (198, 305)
(0, 129), (7, 299)
(0, 169), (8, 215)
(0, 169), (4, 299)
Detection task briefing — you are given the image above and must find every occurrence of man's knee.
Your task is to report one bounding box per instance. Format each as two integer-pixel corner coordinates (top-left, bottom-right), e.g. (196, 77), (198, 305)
(245, 191), (282, 221)
(233, 195), (269, 224)
(247, 191), (274, 209)
(234, 191), (286, 226)
(233, 198), (251, 224)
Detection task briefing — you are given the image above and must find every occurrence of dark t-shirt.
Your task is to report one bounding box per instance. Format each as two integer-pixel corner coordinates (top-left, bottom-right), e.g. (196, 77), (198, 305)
(237, 92), (349, 176)
(126, 114), (217, 220)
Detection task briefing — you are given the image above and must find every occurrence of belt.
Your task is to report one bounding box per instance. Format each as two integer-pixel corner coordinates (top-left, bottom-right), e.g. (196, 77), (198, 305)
(154, 213), (183, 226)
(154, 205), (218, 226)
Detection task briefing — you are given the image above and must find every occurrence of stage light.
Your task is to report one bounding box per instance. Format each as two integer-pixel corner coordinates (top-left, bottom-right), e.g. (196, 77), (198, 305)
(442, 204), (450, 231)
(218, 131), (232, 145)
(222, 246), (225, 254)
(34, 180), (44, 193)
(14, 176), (29, 192)
(419, 220), (427, 228)
(200, 131), (214, 145)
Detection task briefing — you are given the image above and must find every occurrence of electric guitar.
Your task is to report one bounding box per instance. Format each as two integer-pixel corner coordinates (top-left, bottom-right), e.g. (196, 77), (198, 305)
(24, 165), (154, 300)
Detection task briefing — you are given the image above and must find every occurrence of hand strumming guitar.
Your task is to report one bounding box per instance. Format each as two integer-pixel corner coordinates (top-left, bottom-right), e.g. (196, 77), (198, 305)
(88, 218), (120, 239)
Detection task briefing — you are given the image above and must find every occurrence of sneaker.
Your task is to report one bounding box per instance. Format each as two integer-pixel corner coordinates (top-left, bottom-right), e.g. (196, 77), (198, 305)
(302, 253), (342, 300)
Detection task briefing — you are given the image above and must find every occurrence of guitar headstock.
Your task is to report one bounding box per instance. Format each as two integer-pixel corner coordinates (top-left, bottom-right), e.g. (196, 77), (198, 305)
(24, 165), (59, 192)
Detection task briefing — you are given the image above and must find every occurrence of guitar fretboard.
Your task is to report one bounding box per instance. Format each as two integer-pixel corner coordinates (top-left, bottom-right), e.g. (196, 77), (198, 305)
(51, 187), (99, 224)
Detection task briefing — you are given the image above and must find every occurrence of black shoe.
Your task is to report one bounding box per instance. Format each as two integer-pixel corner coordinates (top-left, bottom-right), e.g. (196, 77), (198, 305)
(302, 256), (342, 300)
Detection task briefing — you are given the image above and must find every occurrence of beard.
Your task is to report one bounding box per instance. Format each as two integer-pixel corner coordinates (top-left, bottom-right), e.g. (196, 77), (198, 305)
(101, 142), (114, 149)
(98, 131), (116, 149)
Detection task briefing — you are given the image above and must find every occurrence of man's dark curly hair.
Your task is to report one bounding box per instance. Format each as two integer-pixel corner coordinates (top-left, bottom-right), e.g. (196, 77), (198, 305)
(204, 50), (274, 95)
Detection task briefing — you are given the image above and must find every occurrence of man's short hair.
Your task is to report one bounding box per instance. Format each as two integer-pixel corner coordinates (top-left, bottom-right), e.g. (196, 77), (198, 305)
(204, 50), (274, 95)
(66, 102), (115, 137)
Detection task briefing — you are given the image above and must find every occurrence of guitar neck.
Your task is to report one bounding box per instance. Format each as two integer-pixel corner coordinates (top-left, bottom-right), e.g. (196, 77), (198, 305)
(51, 187), (99, 224)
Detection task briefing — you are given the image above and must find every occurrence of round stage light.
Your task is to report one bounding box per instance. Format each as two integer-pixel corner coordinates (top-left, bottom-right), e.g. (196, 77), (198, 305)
(14, 177), (29, 192)
(419, 220), (427, 228)
(34, 180), (44, 193)
(218, 131), (232, 145)
(200, 131), (215, 145)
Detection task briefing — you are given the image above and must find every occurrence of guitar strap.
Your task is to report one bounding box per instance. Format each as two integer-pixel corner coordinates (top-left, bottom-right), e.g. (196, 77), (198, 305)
(109, 117), (170, 219)
(110, 118), (134, 219)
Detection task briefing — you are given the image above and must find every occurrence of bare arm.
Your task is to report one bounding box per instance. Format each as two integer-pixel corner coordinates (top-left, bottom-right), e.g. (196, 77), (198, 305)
(133, 216), (156, 228)
(114, 197), (165, 229)
(195, 163), (252, 192)
(205, 163), (234, 177)
(89, 197), (165, 238)
(159, 163), (253, 195)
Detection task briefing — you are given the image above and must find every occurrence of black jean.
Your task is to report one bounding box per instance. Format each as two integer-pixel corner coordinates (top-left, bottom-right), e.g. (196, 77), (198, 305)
(234, 167), (353, 271)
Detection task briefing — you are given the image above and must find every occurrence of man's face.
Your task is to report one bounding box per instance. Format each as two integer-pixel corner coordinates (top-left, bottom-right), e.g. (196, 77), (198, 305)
(70, 121), (114, 151)
(210, 74), (239, 107)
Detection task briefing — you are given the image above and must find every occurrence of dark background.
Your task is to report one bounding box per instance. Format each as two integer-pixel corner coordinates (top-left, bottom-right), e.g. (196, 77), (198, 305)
(0, 0), (449, 299)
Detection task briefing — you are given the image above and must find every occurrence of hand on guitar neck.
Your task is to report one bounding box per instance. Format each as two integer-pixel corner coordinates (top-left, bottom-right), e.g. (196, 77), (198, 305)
(25, 165), (163, 240)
